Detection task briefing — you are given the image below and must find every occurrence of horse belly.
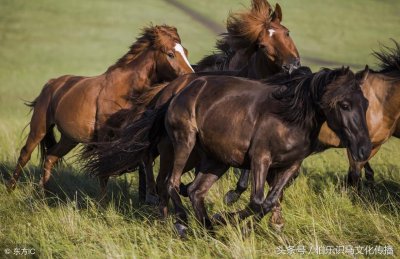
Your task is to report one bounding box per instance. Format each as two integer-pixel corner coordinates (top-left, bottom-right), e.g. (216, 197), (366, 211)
(54, 82), (98, 142)
(198, 116), (254, 167)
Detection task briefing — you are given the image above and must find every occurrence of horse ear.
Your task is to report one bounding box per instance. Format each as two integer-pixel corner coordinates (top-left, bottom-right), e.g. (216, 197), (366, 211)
(272, 4), (282, 22)
(360, 65), (370, 84)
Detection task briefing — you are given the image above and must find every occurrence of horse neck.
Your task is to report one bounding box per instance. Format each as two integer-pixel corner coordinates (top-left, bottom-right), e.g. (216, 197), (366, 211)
(107, 50), (158, 93)
(366, 73), (400, 122)
(227, 48), (254, 70)
(247, 51), (281, 79)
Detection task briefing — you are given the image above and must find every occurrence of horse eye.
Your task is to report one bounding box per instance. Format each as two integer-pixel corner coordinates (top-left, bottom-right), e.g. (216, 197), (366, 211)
(258, 44), (266, 49)
(167, 52), (175, 58)
(340, 102), (350, 110)
(286, 31), (290, 37)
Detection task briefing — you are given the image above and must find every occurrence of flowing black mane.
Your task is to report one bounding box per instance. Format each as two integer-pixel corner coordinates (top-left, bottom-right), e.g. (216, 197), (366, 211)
(269, 67), (356, 127)
(373, 39), (400, 80)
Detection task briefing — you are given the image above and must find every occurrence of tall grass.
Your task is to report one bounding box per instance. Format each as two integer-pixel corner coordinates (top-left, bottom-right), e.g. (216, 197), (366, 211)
(0, 0), (399, 258)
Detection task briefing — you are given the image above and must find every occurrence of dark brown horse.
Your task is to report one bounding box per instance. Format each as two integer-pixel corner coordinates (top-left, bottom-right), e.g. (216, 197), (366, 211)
(195, 0), (300, 78)
(85, 67), (371, 236)
(224, 41), (400, 213)
(6, 25), (194, 200)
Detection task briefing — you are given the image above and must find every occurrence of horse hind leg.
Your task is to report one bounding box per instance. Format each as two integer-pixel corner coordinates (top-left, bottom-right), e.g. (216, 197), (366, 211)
(39, 135), (77, 190)
(167, 128), (197, 238)
(7, 103), (50, 191)
(188, 164), (228, 231)
(7, 130), (46, 191)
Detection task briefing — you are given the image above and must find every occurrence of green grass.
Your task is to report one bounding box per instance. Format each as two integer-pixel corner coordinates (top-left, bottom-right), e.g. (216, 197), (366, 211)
(0, 0), (399, 258)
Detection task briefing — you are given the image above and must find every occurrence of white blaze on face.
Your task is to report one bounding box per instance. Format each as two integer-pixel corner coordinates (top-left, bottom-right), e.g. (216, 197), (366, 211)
(174, 43), (194, 72)
(268, 29), (276, 37)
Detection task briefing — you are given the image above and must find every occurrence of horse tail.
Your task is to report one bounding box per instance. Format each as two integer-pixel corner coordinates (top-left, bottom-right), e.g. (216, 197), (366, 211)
(82, 100), (171, 178)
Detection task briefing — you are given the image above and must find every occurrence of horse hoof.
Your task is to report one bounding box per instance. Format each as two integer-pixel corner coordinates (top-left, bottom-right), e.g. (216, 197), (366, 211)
(6, 179), (16, 193)
(212, 213), (228, 225)
(145, 194), (159, 206)
(224, 190), (241, 205)
(269, 222), (284, 233)
(174, 222), (188, 239)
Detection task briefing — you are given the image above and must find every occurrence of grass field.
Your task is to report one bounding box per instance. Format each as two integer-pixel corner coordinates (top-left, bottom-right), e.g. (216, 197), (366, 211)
(0, 0), (399, 258)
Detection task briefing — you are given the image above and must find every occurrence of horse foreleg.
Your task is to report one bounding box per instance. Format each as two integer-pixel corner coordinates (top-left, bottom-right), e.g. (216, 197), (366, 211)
(213, 153), (271, 225)
(224, 169), (250, 205)
(242, 162), (300, 235)
(267, 168), (300, 232)
(346, 146), (380, 188)
(364, 162), (375, 182)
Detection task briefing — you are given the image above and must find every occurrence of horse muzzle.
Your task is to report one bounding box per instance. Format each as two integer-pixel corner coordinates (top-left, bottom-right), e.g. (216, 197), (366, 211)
(349, 139), (372, 162)
(282, 58), (301, 74)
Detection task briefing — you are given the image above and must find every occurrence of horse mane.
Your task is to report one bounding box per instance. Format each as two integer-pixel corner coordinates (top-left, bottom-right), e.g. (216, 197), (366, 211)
(373, 39), (400, 80)
(109, 25), (181, 70)
(270, 67), (356, 127)
(196, 0), (274, 70)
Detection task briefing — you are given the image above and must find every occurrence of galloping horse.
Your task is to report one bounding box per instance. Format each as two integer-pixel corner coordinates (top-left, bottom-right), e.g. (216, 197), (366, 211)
(84, 67), (371, 236)
(7, 25), (194, 199)
(224, 41), (400, 213)
(195, 0), (300, 78)
(81, 0), (300, 201)
(129, 68), (370, 235)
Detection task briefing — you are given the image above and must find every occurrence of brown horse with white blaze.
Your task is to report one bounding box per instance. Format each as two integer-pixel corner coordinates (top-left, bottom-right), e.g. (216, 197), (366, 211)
(7, 25), (194, 198)
(195, 0), (300, 78)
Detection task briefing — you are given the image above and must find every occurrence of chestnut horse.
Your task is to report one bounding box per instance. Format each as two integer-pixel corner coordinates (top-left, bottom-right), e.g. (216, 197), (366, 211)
(6, 25), (194, 199)
(195, 0), (300, 78)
